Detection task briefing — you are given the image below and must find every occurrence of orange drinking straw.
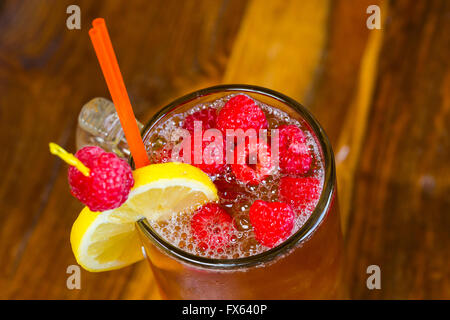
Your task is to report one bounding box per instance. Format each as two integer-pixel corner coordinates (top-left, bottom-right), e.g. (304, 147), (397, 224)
(88, 18), (150, 168)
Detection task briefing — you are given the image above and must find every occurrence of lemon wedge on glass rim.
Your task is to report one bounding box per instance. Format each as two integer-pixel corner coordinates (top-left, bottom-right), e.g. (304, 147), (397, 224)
(70, 162), (218, 272)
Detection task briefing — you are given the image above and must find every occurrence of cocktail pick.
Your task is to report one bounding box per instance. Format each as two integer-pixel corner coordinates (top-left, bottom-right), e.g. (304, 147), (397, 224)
(49, 142), (90, 176)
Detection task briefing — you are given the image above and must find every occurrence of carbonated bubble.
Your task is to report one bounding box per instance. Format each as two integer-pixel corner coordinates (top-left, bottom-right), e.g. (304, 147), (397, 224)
(147, 94), (324, 259)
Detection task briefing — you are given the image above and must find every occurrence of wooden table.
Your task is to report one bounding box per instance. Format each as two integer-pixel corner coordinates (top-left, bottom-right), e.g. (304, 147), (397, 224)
(0, 0), (448, 299)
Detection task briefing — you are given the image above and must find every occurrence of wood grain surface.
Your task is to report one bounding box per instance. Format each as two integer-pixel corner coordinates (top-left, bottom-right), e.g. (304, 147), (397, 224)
(0, 0), (448, 299)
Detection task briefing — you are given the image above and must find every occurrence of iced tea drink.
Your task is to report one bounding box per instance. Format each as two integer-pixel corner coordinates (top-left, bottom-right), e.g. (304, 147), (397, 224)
(134, 85), (343, 299)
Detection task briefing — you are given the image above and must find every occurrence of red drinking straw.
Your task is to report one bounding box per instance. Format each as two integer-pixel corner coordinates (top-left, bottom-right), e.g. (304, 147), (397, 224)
(88, 18), (150, 168)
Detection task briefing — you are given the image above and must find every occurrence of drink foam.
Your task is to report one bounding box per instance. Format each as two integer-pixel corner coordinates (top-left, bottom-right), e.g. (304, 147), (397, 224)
(144, 94), (324, 259)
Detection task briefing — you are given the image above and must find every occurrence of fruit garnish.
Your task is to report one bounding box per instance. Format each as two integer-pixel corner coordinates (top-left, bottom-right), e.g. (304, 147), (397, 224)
(278, 177), (321, 215)
(217, 94), (268, 134)
(183, 108), (218, 133)
(190, 203), (233, 250)
(50, 143), (134, 212)
(70, 162), (218, 271)
(249, 200), (295, 248)
(278, 125), (312, 175)
(232, 140), (275, 185)
(70, 206), (143, 272)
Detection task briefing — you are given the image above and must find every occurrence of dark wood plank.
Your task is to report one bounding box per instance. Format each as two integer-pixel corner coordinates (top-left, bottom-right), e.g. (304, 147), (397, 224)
(223, 0), (330, 99)
(0, 0), (248, 299)
(345, 0), (450, 299)
(310, 0), (376, 146)
(309, 0), (382, 234)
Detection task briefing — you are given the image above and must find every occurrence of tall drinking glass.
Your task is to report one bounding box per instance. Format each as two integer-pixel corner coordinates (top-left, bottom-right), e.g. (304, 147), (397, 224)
(77, 85), (344, 299)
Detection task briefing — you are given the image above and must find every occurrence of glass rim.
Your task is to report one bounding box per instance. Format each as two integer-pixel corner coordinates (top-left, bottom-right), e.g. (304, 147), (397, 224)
(132, 84), (336, 270)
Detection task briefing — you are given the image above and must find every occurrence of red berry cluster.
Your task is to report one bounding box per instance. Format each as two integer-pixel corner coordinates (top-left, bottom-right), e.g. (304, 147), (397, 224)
(185, 94), (322, 250)
(68, 146), (134, 212)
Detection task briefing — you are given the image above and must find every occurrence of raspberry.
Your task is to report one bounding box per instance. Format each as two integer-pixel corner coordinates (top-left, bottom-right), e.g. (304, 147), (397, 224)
(173, 132), (226, 175)
(217, 95), (268, 134)
(278, 177), (321, 215)
(277, 125), (312, 175)
(249, 200), (295, 248)
(183, 108), (218, 133)
(190, 203), (233, 250)
(68, 146), (134, 212)
(231, 140), (275, 185)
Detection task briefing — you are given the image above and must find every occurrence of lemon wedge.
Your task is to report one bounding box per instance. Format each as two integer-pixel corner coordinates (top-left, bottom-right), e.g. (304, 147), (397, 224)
(70, 162), (218, 272)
